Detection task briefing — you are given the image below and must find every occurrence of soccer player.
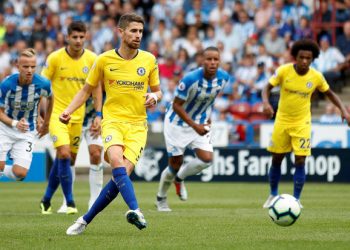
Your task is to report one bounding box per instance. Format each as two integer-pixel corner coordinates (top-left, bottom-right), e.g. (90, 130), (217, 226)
(262, 39), (350, 208)
(39, 21), (101, 215)
(62, 13), (161, 235)
(156, 47), (231, 212)
(0, 48), (52, 181)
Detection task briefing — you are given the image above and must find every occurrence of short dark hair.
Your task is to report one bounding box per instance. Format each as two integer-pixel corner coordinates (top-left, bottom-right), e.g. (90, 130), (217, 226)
(118, 13), (145, 30)
(291, 39), (320, 59)
(67, 21), (87, 35)
(203, 46), (219, 54)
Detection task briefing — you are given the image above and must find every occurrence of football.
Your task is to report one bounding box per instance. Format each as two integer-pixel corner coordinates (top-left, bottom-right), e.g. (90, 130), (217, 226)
(268, 194), (301, 227)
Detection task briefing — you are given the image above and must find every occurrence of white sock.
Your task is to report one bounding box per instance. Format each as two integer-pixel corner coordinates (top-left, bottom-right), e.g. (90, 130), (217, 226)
(88, 163), (104, 209)
(3, 165), (20, 180)
(177, 158), (211, 180)
(157, 166), (175, 198)
(60, 166), (76, 207)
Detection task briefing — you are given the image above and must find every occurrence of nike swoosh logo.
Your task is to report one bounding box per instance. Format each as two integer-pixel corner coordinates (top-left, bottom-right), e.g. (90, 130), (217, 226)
(110, 68), (118, 71)
(60, 67), (67, 70)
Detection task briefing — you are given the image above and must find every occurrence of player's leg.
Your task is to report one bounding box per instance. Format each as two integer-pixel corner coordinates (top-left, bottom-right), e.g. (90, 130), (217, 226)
(264, 123), (291, 208)
(88, 144), (103, 209)
(262, 153), (286, 208)
(293, 155), (306, 208)
(173, 129), (214, 201)
(290, 124), (310, 207)
(85, 128), (104, 209)
(156, 155), (183, 211)
(176, 149), (212, 181)
(4, 133), (36, 181)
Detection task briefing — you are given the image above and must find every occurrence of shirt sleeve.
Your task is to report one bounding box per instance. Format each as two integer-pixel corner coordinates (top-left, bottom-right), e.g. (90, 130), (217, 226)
(175, 76), (192, 101)
(0, 82), (9, 108)
(149, 57), (160, 87)
(86, 56), (102, 87)
(317, 73), (330, 93)
(41, 53), (56, 80)
(269, 66), (284, 87)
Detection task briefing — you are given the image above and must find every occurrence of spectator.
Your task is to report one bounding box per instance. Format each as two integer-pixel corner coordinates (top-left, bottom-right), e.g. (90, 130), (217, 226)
(294, 16), (313, 41)
(336, 21), (350, 62)
(90, 15), (113, 54)
(29, 17), (48, 47)
(262, 25), (286, 61)
(185, 0), (209, 25)
(209, 0), (232, 27)
(313, 35), (346, 91)
(18, 5), (34, 42)
(0, 14), (6, 44)
(254, 0), (273, 34)
(4, 22), (23, 47)
(319, 103), (342, 124)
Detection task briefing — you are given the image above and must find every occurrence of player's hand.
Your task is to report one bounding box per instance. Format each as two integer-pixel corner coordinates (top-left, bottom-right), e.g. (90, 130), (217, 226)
(37, 122), (49, 139)
(144, 93), (157, 108)
(192, 123), (210, 136)
(17, 118), (29, 133)
(90, 116), (101, 139)
(59, 111), (71, 124)
(341, 112), (350, 126)
(263, 102), (274, 118)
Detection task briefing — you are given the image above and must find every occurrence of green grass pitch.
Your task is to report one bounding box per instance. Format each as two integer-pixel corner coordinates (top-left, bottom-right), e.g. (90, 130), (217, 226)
(1, 181), (350, 250)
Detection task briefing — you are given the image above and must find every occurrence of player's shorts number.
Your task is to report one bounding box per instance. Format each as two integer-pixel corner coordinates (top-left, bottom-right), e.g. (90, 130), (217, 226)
(26, 142), (33, 152)
(73, 136), (80, 147)
(299, 138), (310, 149)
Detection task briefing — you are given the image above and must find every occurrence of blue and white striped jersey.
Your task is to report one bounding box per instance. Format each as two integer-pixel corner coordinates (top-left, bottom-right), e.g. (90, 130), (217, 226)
(0, 73), (52, 131)
(166, 67), (230, 126)
(83, 97), (94, 128)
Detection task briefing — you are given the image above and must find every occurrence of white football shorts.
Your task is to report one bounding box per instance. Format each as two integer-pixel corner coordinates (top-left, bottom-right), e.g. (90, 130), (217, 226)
(0, 122), (36, 169)
(164, 118), (213, 157)
(82, 125), (103, 147)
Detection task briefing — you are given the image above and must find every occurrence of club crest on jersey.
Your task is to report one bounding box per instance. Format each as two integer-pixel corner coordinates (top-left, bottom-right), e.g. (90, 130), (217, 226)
(105, 135), (112, 142)
(306, 82), (313, 88)
(52, 135), (58, 142)
(82, 66), (89, 74)
(137, 67), (146, 76)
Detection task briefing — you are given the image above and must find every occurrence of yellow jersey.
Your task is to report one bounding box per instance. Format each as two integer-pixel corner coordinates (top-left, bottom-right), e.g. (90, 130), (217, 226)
(86, 49), (160, 122)
(269, 63), (329, 125)
(42, 48), (97, 123)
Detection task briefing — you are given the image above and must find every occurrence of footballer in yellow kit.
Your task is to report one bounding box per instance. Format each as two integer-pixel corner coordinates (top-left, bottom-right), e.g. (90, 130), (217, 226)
(42, 47), (96, 153)
(267, 63), (329, 156)
(86, 49), (160, 164)
(262, 40), (350, 208)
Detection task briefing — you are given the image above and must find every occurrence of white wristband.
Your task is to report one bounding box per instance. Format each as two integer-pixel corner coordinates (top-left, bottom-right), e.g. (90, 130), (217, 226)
(12, 120), (18, 128)
(149, 93), (158, 104)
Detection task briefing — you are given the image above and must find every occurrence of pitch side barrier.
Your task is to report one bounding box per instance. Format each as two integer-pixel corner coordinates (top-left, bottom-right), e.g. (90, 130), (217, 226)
(132, 148), (350, 183)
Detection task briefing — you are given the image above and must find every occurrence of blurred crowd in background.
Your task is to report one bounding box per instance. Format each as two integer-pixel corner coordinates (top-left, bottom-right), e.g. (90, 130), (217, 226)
(1, 0), (350, 143)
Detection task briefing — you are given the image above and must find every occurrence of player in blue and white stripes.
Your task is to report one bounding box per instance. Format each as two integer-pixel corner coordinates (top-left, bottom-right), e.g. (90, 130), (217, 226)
(0, 48), (53, 181)
(156, 46), (231, 211)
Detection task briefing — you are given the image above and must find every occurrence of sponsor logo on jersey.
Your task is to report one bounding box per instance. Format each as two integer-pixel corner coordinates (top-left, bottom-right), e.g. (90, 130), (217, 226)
(137, 67), (145, 76)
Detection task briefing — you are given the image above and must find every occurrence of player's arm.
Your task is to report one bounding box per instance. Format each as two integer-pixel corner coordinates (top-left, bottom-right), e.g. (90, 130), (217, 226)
(262, 83), (275, 118)
(145, 85), (162, 108)
(0, 108), (28, 132)
(90, 82), (103, 138)
(37, 95), (54, 138)
(60, 83), (95, 124)
(172, 97), (209, 136)
(324, 89), (350, 126)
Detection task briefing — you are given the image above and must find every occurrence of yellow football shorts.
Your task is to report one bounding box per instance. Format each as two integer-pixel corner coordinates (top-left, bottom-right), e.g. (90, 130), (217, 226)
(267, 122), (311, 156)
(102, 120), (148, 165)
(49, 117), (83, 154)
